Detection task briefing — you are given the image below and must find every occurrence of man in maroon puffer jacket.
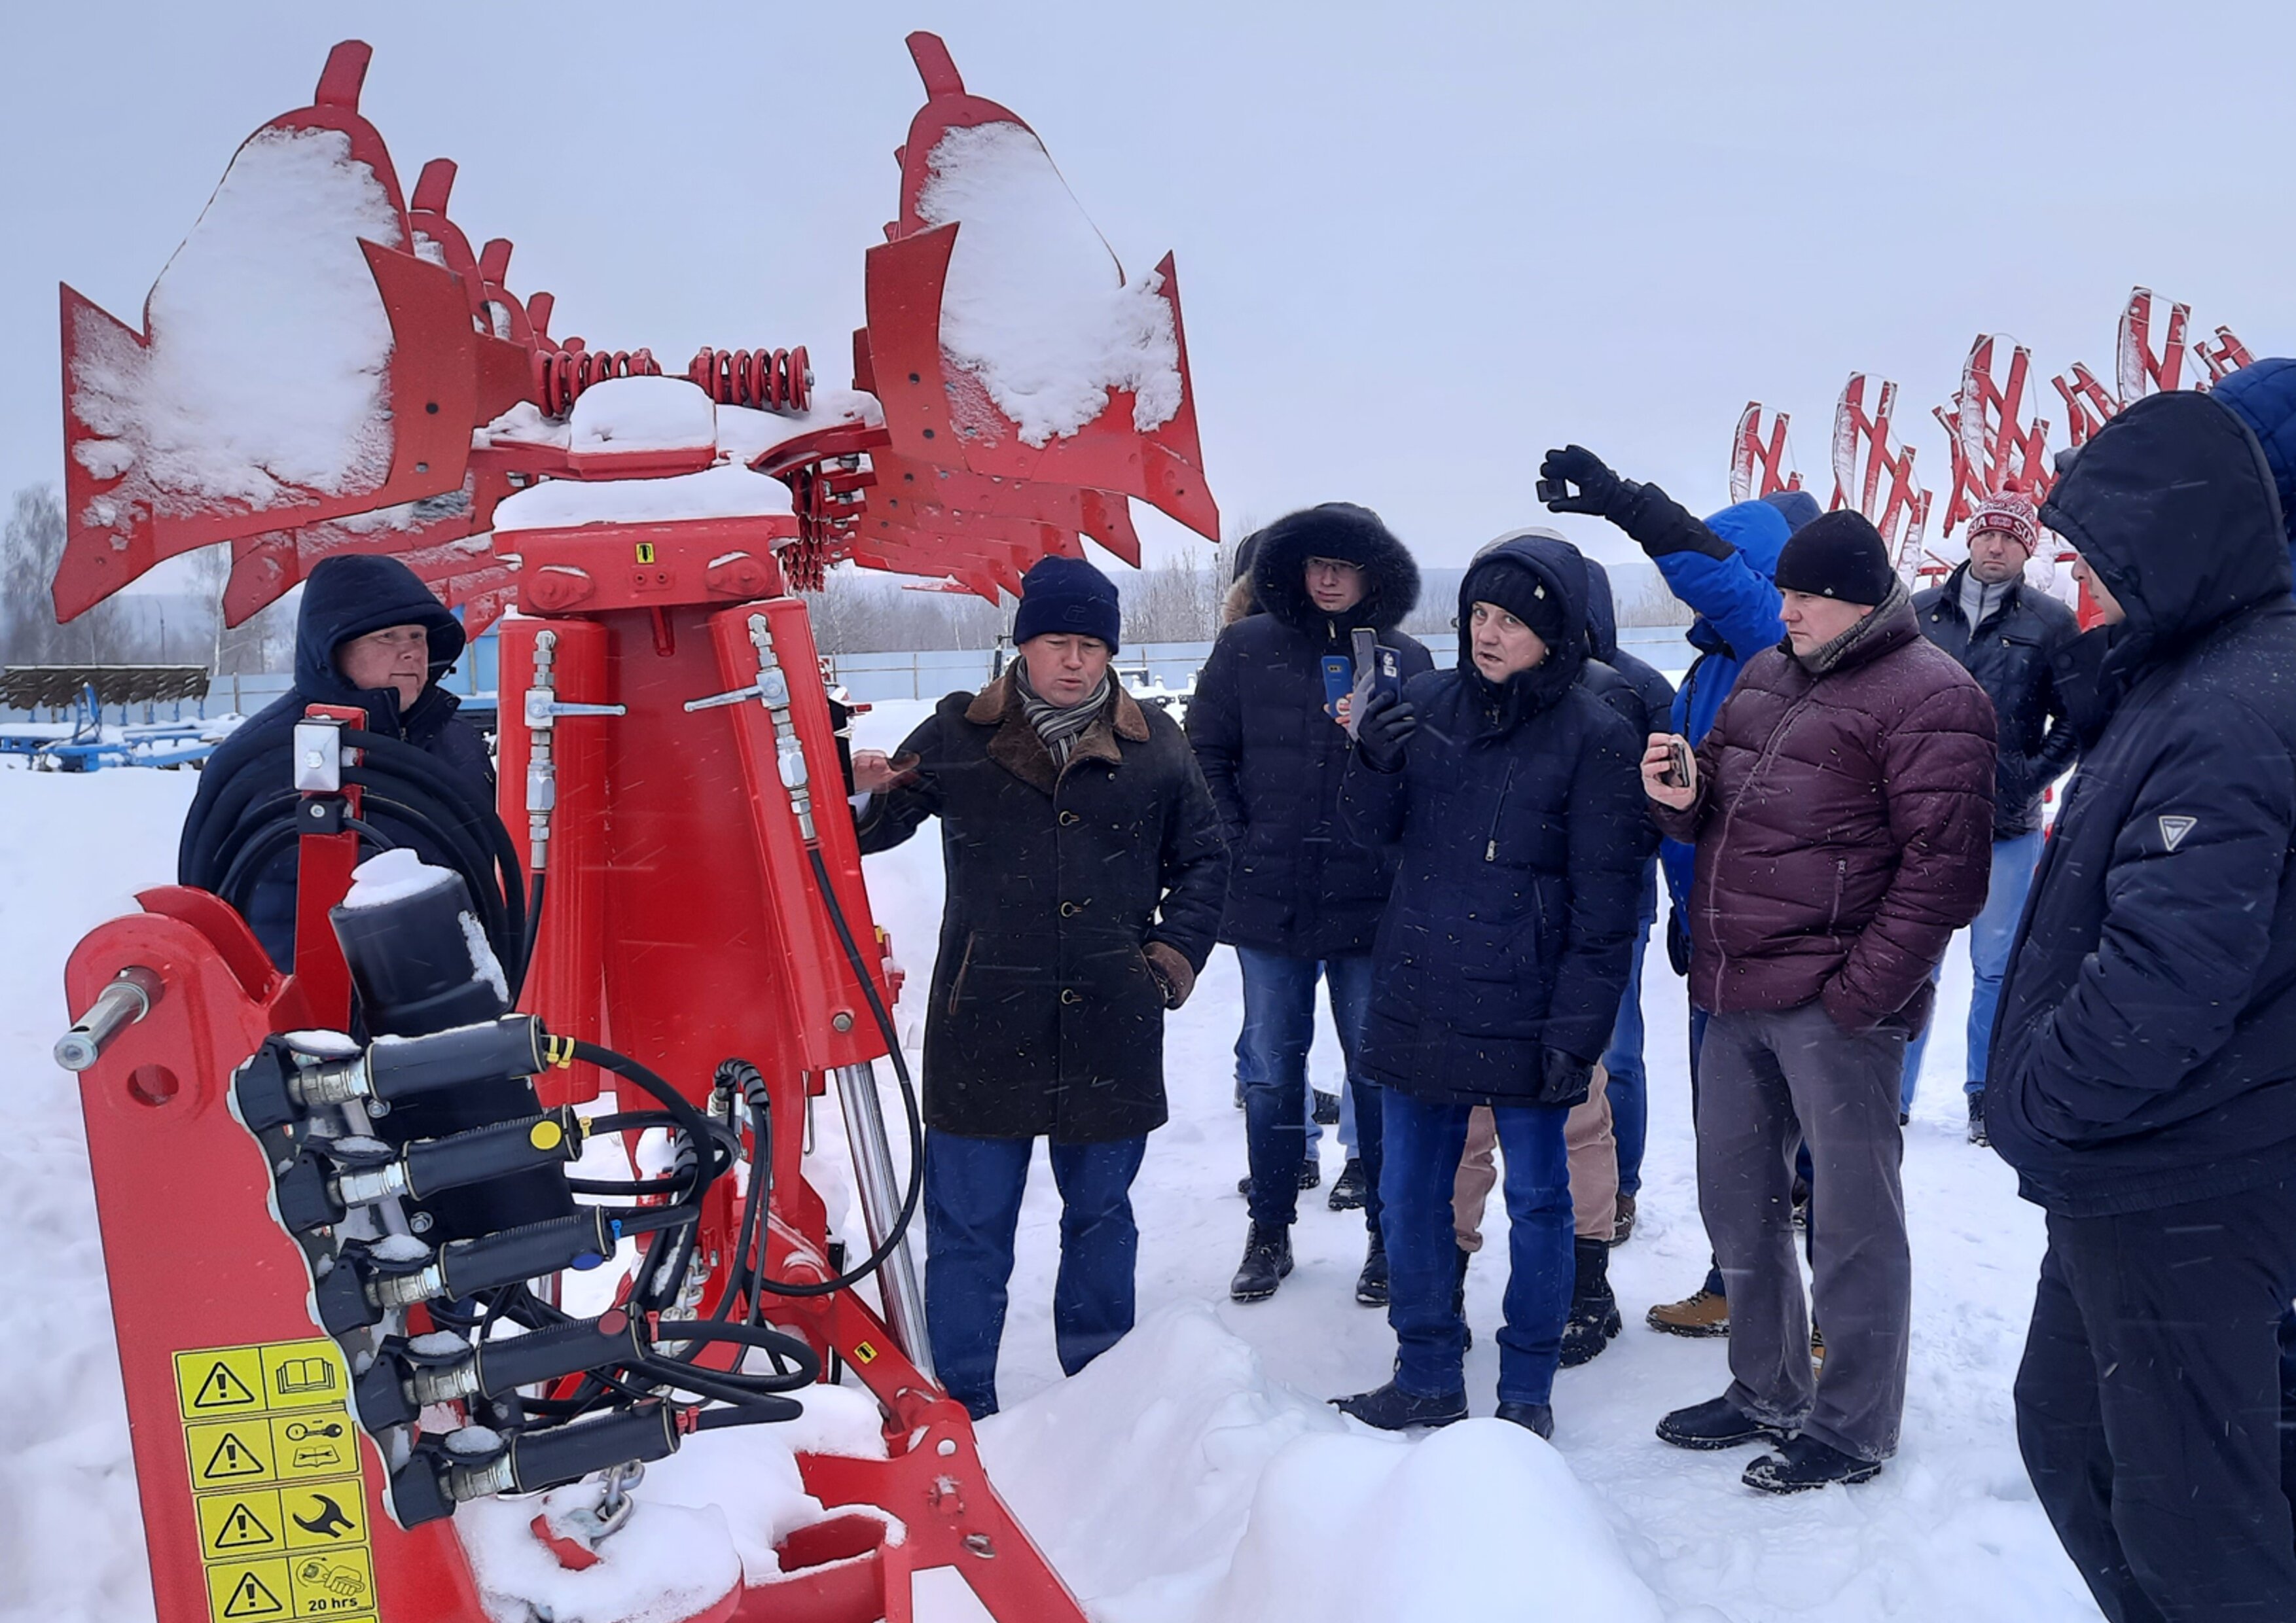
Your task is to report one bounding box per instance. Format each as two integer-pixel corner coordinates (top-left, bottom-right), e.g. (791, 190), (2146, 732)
(1643, 511), (1996, 1493)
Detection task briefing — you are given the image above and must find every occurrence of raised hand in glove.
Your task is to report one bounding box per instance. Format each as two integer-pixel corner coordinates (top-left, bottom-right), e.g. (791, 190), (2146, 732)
(1534, 1046), (1596, 1108)
(1354, 687), (1418, 772)
(1538, 445), (1626, 518)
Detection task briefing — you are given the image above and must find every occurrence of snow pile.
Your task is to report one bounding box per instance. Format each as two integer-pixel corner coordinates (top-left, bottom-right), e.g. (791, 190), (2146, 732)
(492, 463), (795, 533)
(70, 126), (401, 522)
(337, 847), (454, 910)
(456, 1484), (742, 1623)
(714, 390), (887, 464)
(917, 121), (1181, 447)
(979, 1302), (1666, 1623)
(477, 401), (573, 450)
(567, 376), (718, 456)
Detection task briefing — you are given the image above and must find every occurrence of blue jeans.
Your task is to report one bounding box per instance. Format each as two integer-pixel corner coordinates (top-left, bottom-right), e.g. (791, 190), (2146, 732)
(1236, 948), (1380, 1232)
(1605, 863), (1660, 1198)
(922, 1128), (1147, 1419)
(1901, 829), (2045, 1113)
(1380, 1090), (1573, 1406)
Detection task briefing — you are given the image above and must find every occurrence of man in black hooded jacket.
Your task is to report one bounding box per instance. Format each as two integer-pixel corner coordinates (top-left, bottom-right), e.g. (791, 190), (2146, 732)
(1188, 503), (1432, 1306)
(1988, 389), (2296, 1618)
(180, 554), (496, 969)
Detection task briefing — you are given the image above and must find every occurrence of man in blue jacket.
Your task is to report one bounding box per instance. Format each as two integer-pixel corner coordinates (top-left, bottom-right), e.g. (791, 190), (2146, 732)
(1990, 389), (2296, 1618)
(1541, 444), (1814, 1335)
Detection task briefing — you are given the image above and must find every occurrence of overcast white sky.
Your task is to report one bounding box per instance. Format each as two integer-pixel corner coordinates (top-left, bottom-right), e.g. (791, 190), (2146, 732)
(4, 0), (2292, 582)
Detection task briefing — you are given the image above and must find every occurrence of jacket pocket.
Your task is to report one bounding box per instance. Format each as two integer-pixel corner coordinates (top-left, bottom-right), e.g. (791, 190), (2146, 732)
(946, 931), (977, 1016)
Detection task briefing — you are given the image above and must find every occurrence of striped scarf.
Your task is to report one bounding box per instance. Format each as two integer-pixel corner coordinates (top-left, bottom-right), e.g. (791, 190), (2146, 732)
(1012, 659), (1112, 768)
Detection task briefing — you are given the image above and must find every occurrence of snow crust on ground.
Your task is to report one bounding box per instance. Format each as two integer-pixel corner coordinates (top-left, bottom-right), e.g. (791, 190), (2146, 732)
(492, 463), (795, 532)
(70, 127), (401, 522)
(0, 700), (2107, 1623)
(917, 122), (1181, 447)
(567, 376), (718, 456)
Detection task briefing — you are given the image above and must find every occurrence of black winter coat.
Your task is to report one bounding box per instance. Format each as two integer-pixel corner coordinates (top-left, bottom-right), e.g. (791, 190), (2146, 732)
(1584, 558), (1678, 740)
(1188, 514), (1431, 957)
(1987, 391), (2296, 1218)
(860, 673), (1227, 1143)
(1340, 534), (1647, 1103)
(1912, 563), (2080, 838)
(179, 556), (495, 970)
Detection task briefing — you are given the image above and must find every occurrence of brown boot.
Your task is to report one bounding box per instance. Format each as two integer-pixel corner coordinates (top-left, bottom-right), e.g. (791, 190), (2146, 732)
(1645, 1285), (1730, 1338)
(1608, 1192), (1636, 1247)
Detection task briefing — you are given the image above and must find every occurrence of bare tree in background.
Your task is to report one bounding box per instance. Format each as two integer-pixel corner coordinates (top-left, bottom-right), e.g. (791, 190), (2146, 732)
(0, 485), (132, 664)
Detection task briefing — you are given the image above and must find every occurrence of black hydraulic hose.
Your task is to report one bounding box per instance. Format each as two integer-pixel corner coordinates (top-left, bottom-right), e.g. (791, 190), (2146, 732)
(705, 1060), (772, 1328)
(628, 1357), (806, 1420)
(751, 850), (924, 1299)
(521, 872), (546, 993)
(651, 1321), (823, 1387)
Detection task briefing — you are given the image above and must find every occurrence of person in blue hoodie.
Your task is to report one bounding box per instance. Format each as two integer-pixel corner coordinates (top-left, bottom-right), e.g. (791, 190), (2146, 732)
(179, 554), (497, 970)
(1541, 444), (1816, 1336)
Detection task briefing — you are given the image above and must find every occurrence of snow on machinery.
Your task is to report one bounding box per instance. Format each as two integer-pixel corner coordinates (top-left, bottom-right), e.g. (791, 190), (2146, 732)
(50, 33), (1217, 1623)
(1729, 284), (2255, 624)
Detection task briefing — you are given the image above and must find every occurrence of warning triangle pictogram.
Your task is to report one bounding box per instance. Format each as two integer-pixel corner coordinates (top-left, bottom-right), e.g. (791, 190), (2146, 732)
(194, 1361), (259, 1409)
(221, 1571), (287, 1618)
(215, 1503), (275, 1549)
(202, 1432), (268, 1480)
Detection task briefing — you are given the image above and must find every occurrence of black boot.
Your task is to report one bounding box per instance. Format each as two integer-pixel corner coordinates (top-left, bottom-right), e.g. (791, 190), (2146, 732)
(1558, 1237), (1622, 1368)
(1332, 1380), (1467, 1431)
(1454, 1245), (1473, 1351)
(1495, 1400), (1553, 1438)
(1742, 1435), (1883, 1493)
(1354, 1230), (1389, 1306)
(1312, 1088), (1341, 1126)
(1328, 1157), (1369, 1211)
(1229, 1222), (1293, 1302)
(1967, 1090), (1989, 1146)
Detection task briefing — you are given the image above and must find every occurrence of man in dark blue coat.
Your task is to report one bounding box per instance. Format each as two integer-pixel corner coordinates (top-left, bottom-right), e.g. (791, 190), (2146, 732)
(1987, 389), (2296, 1618)
(1187, 504), (1433, 1306)
(1330, 533), (1646, 1437)
(179, 554), (495, 969)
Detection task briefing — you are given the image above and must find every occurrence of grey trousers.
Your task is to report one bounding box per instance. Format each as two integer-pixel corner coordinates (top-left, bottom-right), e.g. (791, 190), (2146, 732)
(1696, 1001), (1910, 1462)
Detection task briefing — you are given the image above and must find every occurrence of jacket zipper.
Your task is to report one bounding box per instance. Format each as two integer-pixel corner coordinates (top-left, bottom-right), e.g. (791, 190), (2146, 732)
(1484, 757), (1516, 862)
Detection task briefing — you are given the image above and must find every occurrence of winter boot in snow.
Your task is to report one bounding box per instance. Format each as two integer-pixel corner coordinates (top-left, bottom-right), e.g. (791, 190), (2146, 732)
(1967, 1090), (1988, 1146)
(1646, 1285), (1730, 1338)
(1354, 1230), (1390, 1306)
(1454, 1245), (1474, 1351)
(1559, 1238), (1622, 1367)
(1609, 1192), (1636, 1247)
(1328, 1157), (1369, 1211)
(1332, 1380), (1467, 1431)
(1312, 1088), (1341, 1126)
(1496, 1400), (1554, 1438)
(1742, 1435), (1882, 1493)
(1229, 1222), (1293, 1302)
(1655, 1395), (1790, 1452)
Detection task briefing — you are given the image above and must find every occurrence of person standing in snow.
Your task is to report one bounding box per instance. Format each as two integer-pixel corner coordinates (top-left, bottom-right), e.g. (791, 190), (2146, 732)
(1448, 552), (1669, 1369)
(1903, 484), (2079, 1141)
(179, 554), (499, 971)
(1986, 389), (2296, 1614)
(1643, 511), (1995, 1492)
(1331, 533), (1645, 1438)
(1539, 444), (1816, 1337)
(1187, 505), (1434, 1308)
(849, 555), (1227, 1419)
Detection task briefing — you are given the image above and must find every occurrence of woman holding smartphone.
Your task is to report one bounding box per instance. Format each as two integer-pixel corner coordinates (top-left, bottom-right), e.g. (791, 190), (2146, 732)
(1333, 530), (1648, 1436)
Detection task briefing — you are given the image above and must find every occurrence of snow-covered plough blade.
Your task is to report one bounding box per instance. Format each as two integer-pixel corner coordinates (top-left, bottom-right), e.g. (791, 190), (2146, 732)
(55, 43), (486, 622)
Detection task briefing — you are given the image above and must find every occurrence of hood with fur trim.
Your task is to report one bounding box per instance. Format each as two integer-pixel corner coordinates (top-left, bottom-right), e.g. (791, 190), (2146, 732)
(1247, 503), (1420, 637)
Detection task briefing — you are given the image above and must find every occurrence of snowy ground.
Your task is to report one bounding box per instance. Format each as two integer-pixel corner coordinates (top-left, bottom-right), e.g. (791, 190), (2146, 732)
(0, 704), (2104, 1623)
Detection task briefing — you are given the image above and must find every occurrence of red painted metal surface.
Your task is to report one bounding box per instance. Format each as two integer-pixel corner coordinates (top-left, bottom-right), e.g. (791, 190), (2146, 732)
(1729, 402), (1803, 503)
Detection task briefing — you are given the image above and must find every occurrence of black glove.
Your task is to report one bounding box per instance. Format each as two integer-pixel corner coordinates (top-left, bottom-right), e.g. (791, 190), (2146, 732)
(1354, 687), (1418, 772)
(1534, 1046), (1596, 1108)
(1664, 906), (1691, 978)
(1539, 445), (1624, 517)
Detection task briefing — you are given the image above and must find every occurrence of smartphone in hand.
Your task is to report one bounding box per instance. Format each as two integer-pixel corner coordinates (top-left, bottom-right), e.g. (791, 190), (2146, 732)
(1659, 736), (1694, 791)
(1346, 629), (1402, 737)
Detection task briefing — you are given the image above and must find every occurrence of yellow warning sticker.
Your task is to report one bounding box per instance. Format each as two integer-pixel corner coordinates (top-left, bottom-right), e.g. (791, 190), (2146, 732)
(288, 1547), (374, 1616)
(177, 1347), (266, 1418)
(278, 1480), (365, 1551)
(634, 541), (657, 565)
(175, 1336), (372, 1623)
(207, 1558), (293, 1621)
(260, 1340), (347, 1412)
(187, 1419), (279, 1488)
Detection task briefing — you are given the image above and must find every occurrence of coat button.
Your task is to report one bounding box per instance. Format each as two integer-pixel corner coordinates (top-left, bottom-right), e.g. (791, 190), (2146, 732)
(1060, 988), (1083, 1005)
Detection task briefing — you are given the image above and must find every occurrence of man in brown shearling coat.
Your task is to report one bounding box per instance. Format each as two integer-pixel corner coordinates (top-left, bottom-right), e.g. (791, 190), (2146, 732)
(1643, 511), (1996, 1493)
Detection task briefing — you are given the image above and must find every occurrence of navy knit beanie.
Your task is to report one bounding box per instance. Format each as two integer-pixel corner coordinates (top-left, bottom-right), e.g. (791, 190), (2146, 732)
(1761, 488), (1824, 535)
(1012, 554), (1122, 654)
(1774, 510), (1896, 606)
(1462, 558), (1569, 648)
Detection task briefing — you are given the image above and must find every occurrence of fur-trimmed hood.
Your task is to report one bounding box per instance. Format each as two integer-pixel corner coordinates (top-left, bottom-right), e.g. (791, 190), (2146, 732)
(1247, 503), (1420, 637)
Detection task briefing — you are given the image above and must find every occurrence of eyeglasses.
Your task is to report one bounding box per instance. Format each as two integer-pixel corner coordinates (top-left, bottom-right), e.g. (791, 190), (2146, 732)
(1304, 557), (1363, 578)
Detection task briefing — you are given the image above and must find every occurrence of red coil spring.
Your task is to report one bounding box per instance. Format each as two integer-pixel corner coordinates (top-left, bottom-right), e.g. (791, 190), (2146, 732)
(532, 344), (661, 418)
(689, 345), (811, 414)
